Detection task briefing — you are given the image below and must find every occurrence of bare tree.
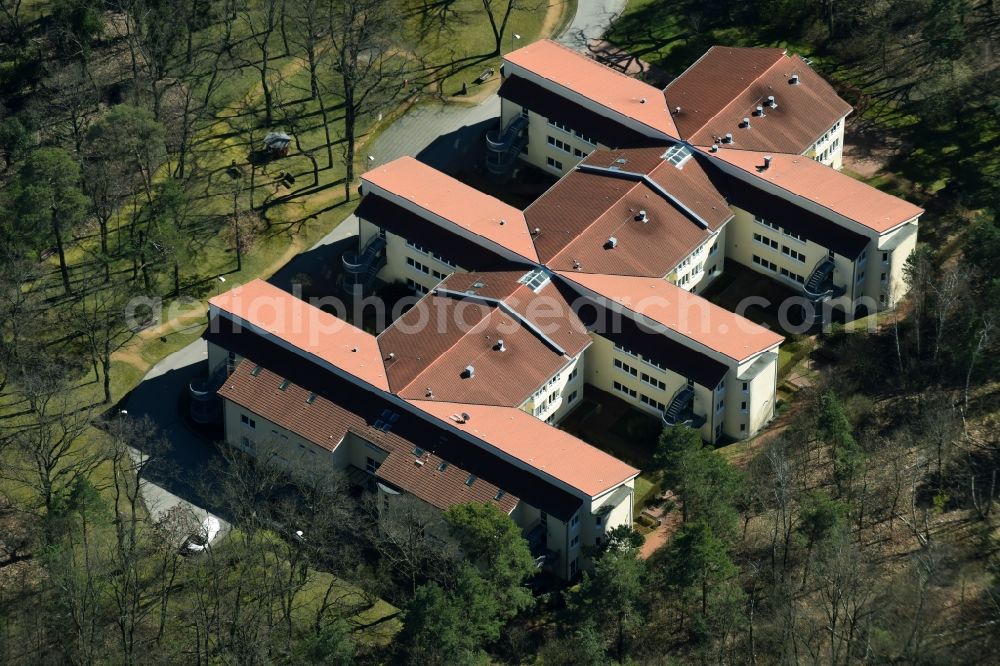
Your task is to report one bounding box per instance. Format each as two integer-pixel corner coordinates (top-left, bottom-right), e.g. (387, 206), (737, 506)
(328, 0), (401, 201)
(0, 377), (100, 547)
(238, 0), (281, 125)
(72, 283), (136, 405)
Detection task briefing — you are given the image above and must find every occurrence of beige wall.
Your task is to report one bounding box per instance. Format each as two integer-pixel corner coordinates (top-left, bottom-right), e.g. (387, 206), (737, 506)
(357, 217), (464, 295)
(583, 333), (716, 442)
(725, 352), (779, 439)
(500, 98), (598, 177)
(221, 398), (357, 476)
(519, 354), (585, 425)
(873, 221), (918, 309)
(667, 227), (727, 293)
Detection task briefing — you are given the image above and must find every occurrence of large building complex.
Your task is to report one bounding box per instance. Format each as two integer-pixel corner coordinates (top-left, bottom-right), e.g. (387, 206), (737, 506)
(204, 40), (923, 579)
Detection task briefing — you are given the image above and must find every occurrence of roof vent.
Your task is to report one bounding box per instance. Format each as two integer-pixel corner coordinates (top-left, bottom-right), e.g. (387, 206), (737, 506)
(636, 210), (648, 223)
(606, 236), (618, 249)
(767, 95), (776, 107)
(710, 143), (719, 152)
(463, 365), (475, 379)
(673, 106), (681, 114)
(499, 218), (506, 226)
(495, 339), (506, 352)
(572, 259), (581, 270)
(762, 155), (772, 170)
(386, 352), (395, 360)
(741, 117), (751, 128)
(790, 74), (800, 85)
(414, 458), (425, 467)
(425, 387), (433, 398)
(639, 97), (647, 104)
(461, 412), (471, 422)
(531, 227), (541, 235)
(755, 105), (765, 116)
(723, 133), (733, 144)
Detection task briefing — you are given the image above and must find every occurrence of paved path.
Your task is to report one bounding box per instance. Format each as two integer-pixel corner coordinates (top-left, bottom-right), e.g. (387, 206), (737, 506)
(125, 2), (617, 540)
(559, 0), (627, 50)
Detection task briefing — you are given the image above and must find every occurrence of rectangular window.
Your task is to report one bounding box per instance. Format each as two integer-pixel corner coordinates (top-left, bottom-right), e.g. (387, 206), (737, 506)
(716, 399), (724, 411)
(567, 390), (578, 404)
(614, 358), (638, 377)
(571, 535), (580, 547)
(882, 252), (889, 263)
(240, 436), (254, 452)
(613, 381), (637, 399)
(742, 382), (749, 392)
(574, 148), (585, 158)
(366, 456), (377, 474)
(546, 135), (572, 153)
(546, 156), (563, 171)
(405, 240), (456, 267)
(881, 272), (887, 283)
(740, 423), (747, 432)
(240, 414), (256, 430)
(753, 232), (779, 250)
(640, 373), (666, 391)
(741, 401), (747, 411)
(405, 278), (429, 295)
(518, 268), (550, 292)
(782, 246), (806, 263)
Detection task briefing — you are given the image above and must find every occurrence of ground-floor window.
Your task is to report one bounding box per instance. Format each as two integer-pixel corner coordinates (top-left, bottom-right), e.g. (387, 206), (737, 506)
(546, 156), (563, 171)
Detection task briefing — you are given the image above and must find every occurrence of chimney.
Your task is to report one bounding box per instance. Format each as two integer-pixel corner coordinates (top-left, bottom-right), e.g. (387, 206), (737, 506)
(637, 210), (648, 223)
(762, 155), (772, 170)
(673, 106), (681, 115)
(495, 339), (506, 352)
(723, 133), (733, 144)
(710, 144), (719, 152)
(607, 236), (618, 249)
(463, 365), (475, 379)
(386, 352), (395, 361)
(742, 117), (751, 128)
(767, 95), (776, 107)
(425, 387), (434, 398)
(756, 105), (765, 116)
(531, 227), (541, 235)
(790, 74), (799, 85)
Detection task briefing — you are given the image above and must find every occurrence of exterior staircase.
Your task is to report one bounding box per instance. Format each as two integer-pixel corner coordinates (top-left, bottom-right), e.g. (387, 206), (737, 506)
(802, 257), (846, 324)
(662, 385), (706, 429)
(485, 115), (529, 177)
(341, 235), (387, 295)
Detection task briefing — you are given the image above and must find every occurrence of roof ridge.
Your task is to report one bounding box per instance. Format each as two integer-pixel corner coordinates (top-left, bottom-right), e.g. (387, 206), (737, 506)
(679, 48), (789, 140)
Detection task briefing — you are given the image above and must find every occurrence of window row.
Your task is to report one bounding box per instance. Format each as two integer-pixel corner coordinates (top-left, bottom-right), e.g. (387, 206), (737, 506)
(406, 256), (447, 280)
(547, 119), (594, 145)
(613, 343), (667, 373)
(406, 240), (456, 268)
(754, 216), (806, 243)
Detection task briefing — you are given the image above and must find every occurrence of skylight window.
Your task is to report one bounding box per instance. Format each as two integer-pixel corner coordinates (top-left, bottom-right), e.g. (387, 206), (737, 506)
(518, 268), (550, 292)
(663, 144), (693, 168)
(494, 489), (505, 501)
(465, 474), (477, 487)
(278, 379), (290, 391)
(437, 461), (449, 472)
(373, 408), (401, 432)
(412, 446), (425, 457)
(250, 365), (263, 377)
(306, 392), (317, 404)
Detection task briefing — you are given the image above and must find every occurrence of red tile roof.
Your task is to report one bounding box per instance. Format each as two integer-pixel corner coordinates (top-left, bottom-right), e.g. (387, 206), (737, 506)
(361, 157), (538, 262)
(218, 360), (519, 513)
(557, 272), (783, 362)
(706, 150), (923, 233)
(209, 279), (389, 391)
(524, 147), (730, 277)
(409, 400), (640, 497)
(504, 39), (678, 138)
(665, 46), (852, 154)
(377, 271), (589, 406)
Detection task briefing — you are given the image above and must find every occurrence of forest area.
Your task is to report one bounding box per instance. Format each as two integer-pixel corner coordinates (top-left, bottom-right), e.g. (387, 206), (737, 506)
(1, 0), (999, 664)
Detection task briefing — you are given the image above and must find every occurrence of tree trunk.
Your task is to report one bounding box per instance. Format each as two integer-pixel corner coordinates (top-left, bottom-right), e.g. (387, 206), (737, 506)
(52, 209), (72, 295)
(343, 96), (356, 202)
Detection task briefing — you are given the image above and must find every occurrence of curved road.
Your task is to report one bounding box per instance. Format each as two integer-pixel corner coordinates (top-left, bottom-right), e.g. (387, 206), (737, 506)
(125, 0), (627, 532)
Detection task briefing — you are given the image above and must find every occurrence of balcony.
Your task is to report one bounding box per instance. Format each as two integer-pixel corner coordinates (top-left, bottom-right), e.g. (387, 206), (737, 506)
(485, 115), (529, 177)
(661, 385), (707, 429)
(341, 235), (387, 295)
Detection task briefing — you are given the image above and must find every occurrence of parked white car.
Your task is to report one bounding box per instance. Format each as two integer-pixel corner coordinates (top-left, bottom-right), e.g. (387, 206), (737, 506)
(180, 516), (221, 555)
